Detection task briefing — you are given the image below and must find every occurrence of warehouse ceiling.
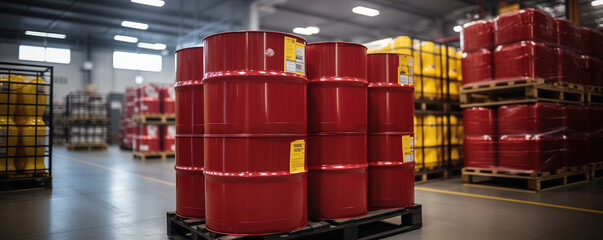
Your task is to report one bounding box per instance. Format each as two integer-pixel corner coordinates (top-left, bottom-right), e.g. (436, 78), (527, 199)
(0, 0), (601, 53)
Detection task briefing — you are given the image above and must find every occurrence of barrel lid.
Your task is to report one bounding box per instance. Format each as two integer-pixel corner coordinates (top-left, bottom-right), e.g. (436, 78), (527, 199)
(308, 41), (367, 49)
(175, 46), (203, 54)
(202, 30), (307, 43)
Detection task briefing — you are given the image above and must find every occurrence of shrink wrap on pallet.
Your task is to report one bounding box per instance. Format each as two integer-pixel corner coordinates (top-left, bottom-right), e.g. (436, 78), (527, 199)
(461, 49), (493, 85)
(462, 20), (494, 52)
(494, 8), (555, 45)
(554, 18), (581, 51)
(494, 41), (557, 81)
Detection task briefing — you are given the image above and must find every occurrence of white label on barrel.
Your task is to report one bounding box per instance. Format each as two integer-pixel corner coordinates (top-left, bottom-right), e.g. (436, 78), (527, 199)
(171, 144), (175, 151)
(140, 144), (149, 151)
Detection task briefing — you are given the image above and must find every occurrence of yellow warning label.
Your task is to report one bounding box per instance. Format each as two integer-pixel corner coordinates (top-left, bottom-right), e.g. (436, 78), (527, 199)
(398, 55), (413, 85)
(295, 42), (305, 76)
(290, 139), (306, 173)
(284, 36), (304, 76)
(402, 135), (414, 163)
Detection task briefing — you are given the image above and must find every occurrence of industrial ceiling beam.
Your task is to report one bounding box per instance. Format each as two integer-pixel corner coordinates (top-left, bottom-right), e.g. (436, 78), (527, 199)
(273, 5), (419, 37)
(367, 0), (437, 20)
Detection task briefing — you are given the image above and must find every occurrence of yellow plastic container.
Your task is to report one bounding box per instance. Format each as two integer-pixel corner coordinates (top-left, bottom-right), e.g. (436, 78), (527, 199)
(456, 50), (463, 82)
(414, 115), (422, 147)
(422, 115), (439, 146)
(15, 77), (47, 172)
(385, 36), (412, 55)
(420, 41), (440, 77)
(0, 76), (23, 173)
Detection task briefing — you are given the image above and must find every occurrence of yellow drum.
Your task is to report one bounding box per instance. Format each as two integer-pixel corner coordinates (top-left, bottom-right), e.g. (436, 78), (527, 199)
(0, 76), (23, 173)
(420, 41), (440, 77)
(456, 50), (463, 82)
(414, 115), (422, 147)
(422, 115), (439, 146)
(15, 77), (47, 173)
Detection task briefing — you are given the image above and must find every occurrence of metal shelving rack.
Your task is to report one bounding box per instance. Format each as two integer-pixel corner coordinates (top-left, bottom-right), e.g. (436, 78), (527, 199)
(0, 62), (53, 191)
(64, 92), (109, 151)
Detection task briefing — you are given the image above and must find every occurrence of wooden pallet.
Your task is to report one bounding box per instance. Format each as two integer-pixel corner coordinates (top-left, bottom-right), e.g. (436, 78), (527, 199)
(586, 91), (603, 106)
(415, 168), (451, 183)
(133, 114), (176, 124)
(460, 78), (584, 108)
(67, 117), (110, 124)
(587, 85), (603, 93)
(0, 175), (52, 191)
(462, 167), (589, 193)
(590, 162), (603, 180)
(133, 151), (175, 161)
(66, 142), (108, 151)
(167, 205), (422, 240)
(552, 81), (585, 91)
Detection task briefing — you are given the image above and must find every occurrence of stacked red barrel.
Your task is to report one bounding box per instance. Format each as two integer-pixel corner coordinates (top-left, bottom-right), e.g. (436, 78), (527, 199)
(463, 107), (497, 169)
(306, 42), (368, 220)
(460, 8), (603, 173)
(366, 53), (415, 209)
(461, 20), (494, 85)
(203, 31), (308, 235)
(174, 47), (205, 219)
(120, 87), (136, 149)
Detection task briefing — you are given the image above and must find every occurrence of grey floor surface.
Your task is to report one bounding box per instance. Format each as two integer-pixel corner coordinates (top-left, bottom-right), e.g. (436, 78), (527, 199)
(1, 146), (602, 240)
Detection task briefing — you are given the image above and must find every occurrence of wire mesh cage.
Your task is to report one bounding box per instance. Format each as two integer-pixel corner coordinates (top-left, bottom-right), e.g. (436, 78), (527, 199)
(0, 62), (53, 189)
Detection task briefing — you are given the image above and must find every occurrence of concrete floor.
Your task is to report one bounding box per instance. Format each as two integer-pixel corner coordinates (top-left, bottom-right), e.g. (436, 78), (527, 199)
(1, 146), (602, 240)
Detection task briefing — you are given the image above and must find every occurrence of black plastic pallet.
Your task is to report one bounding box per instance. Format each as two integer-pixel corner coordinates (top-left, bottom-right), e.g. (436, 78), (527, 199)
(167, 205), (422, 240)
(0, 176), (52, 191)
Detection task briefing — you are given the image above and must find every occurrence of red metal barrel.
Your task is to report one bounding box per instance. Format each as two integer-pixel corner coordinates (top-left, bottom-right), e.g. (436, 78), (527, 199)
(203, 31), (307, 235)
(463, 107), (496, 135)
(366, 53), (415, 209)
(137, 84), (161, 114)
(162, 125), (175, 152)
(137, 124), (160, 152)
(305, 42), (368, 220)
(174, 46), (205, 219)
(162, 85), (176, 114)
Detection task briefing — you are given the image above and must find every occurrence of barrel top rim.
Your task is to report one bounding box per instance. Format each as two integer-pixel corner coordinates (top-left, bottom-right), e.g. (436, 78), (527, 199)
(202, 30), (307, 43)
(175, 46), (203, 53)
(367, 52), (410, 56)
(307, 41), (367, 49)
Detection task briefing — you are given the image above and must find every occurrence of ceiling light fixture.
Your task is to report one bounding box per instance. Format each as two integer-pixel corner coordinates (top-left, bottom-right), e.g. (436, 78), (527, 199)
(25, 30), (66, 39)
(453, 25), (463, 32)
(293, 26), (320, 36)
(114, 35), (138, 43)
(352, 6), (380, 17)
(592, 0), (603, 6)
(121, 20), (149, 30)
(137, 42), (167, 50)
(131, 0), (165, 7)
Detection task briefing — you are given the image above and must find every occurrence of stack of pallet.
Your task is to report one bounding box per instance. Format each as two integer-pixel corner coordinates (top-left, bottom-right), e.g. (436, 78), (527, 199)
(366, 36), (464, 183)
(119, 87), (136, 150)
(132, 84), (175, 161)
(459, 8), (602, 192)
(65, 92), (109, 151)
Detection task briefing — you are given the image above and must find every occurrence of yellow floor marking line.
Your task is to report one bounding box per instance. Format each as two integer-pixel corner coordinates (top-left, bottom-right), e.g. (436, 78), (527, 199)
(56, 153), (176, 186)
(415, 186), (603, 214)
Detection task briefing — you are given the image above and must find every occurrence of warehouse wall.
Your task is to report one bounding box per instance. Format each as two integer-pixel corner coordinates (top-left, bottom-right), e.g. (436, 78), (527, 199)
(0, 42), (175, 103)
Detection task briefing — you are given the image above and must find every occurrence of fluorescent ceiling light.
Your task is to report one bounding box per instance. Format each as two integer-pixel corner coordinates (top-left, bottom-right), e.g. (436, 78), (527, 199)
(132, 0), (164, 7)
(353, 6), (380, 17)
(137, 42), (167, 50)
(121, 20), (149, 30)
(593, 0), (603, 6)
(25, 30), (66, 39)
(453, 25), (463, 32)
(293, 26), (320, 35)
(114, 35), (138, 43)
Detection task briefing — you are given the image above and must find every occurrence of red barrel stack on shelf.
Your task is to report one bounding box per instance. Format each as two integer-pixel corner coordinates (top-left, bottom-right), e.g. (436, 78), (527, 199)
(306, 42), (368, 220)
(463, 107), (497, 169)
(174, 46), (205, 219)
(203, 31), (308, 235)
(366, 53), (415, 209)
